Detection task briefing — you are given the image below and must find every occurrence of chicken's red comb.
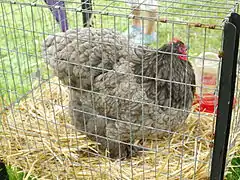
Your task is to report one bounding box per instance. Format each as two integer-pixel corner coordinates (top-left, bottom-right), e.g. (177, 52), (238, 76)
(169, 37), (181, 44)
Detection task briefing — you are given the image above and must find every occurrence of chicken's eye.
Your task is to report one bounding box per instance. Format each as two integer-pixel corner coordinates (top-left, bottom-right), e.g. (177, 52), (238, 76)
(178, 45), (187, 53)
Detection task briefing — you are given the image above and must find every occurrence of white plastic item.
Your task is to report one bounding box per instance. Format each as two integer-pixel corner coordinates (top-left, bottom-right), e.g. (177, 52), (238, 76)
(193, 52), (220, 94)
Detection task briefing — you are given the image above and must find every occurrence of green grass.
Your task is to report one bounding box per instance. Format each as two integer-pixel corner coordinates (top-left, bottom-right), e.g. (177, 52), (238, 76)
(0, 0), (239, 179)
(0, 1), (55, 109)
(5, 165), (35, 180)
(0, 164), (28, 180)
(227, 157), (240, 180)
(6, 166), (26, 180)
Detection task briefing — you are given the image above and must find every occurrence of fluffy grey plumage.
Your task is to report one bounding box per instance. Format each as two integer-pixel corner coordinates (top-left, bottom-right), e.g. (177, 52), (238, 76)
(42, 28), (196, 159)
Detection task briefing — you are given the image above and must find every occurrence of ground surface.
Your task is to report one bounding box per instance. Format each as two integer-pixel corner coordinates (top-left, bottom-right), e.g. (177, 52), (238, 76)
(0, 0), (239, 179)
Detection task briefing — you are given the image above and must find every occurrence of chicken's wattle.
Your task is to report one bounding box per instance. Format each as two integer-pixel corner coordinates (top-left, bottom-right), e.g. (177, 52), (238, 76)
(178, 47), (188, 61)
(178, 54), (188, 61)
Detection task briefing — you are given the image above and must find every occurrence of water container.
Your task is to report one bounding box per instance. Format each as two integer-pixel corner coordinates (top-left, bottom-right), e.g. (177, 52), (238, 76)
(193, 52), (220, 94)
(193, 52), (237, 113)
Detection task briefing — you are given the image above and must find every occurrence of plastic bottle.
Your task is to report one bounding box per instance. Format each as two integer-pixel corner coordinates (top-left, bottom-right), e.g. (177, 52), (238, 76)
(193, 52), (237, 113)
(193, 52), (220, 95)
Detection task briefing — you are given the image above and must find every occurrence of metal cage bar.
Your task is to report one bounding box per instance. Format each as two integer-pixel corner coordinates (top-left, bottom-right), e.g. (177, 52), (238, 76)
(1, 0), (240, 179)
(210, 12), (240, 180)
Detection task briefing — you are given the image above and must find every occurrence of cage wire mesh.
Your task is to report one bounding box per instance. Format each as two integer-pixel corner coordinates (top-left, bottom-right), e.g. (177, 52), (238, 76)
(0, 0), (240, 179)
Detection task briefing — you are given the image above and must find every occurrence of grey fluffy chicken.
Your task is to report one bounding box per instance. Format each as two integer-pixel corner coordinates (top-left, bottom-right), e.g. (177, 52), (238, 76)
(42, 28), (196, 159)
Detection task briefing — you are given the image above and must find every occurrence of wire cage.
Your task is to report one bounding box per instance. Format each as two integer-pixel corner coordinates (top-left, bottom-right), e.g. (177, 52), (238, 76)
(0, 0), (240, 179)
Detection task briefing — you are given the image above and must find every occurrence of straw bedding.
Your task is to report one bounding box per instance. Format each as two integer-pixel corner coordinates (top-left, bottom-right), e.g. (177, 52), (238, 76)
(0, 77), (239, 179)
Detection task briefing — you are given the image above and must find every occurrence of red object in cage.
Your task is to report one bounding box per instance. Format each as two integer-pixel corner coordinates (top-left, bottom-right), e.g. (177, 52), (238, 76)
(193, 93), (237, 113)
